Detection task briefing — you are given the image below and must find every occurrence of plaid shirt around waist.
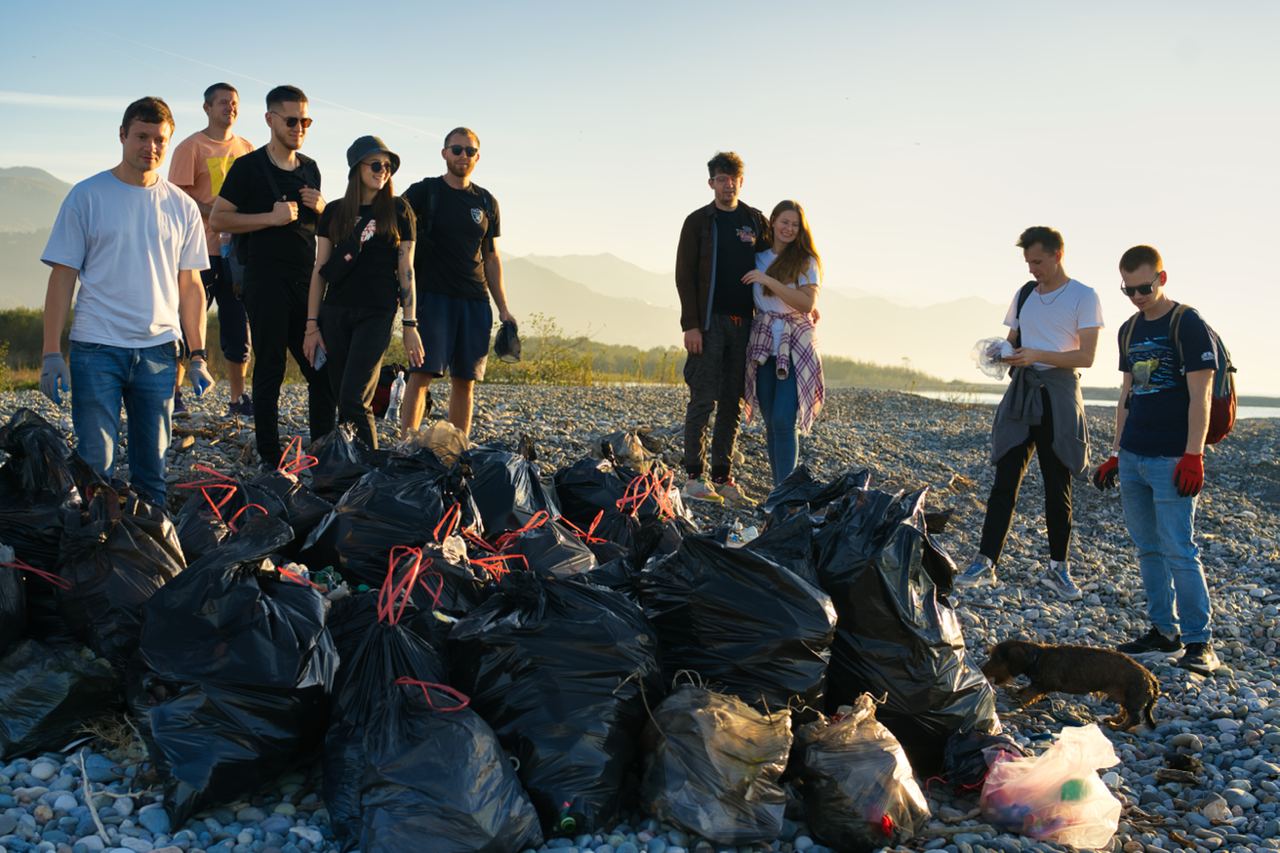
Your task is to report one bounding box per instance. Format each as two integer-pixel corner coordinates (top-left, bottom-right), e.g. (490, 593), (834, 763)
(743, 309), (825, 434)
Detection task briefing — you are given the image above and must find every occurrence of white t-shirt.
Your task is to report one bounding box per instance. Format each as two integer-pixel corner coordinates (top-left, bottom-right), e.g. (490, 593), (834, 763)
(42, 170), (208, 348)
(753, 249), (820, 356)
(1003, 279), (1104, 370)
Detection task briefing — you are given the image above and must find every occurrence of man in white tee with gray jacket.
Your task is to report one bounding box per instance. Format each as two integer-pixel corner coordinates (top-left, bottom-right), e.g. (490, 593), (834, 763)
(40, 96), (213, 504)
(956, 226), (1103, 600)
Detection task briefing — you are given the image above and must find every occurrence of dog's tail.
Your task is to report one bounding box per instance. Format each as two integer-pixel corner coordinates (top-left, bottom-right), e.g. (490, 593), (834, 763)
(1143, 697), (1157, 729)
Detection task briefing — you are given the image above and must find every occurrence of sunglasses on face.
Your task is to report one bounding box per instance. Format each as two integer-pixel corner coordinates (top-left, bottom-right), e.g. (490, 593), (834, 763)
(365, 160), (392, 174)
(448, 144), (478, 157)
(1120, 276), (1160, 297)
(271, 112), (313, 129)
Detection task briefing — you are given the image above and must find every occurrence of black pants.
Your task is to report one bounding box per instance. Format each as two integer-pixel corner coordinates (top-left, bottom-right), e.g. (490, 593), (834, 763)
(683, 313), (751, 480)
(320, 304), (394, 450)
(978, 388), (1073, 563)
(243, 271), (336, 466)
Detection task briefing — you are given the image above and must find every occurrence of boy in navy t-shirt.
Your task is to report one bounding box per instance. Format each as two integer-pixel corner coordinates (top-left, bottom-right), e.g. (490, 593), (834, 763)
(1094, 244), (1220, 675)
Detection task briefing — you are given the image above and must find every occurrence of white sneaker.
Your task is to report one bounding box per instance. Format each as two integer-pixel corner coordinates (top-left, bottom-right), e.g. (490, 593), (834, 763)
(681, 477), (724, 504)
(713, 477), (752, 507)
(954, 555), (996, 588)
(1040, 559), (1083, 601)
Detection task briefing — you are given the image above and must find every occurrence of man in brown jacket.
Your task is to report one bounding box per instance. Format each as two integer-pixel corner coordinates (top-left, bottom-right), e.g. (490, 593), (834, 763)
(675, 151), (768, 505)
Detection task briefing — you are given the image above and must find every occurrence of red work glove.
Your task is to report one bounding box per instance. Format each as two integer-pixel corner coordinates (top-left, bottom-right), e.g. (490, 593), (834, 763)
(1093, 455), (1119, 490)
(1174, 453), (1204, 498)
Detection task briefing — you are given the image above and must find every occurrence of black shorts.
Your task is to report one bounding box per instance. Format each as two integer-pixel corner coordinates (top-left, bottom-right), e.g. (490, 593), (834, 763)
(182, 256), (252, 364)
(411, 291), (492, 381)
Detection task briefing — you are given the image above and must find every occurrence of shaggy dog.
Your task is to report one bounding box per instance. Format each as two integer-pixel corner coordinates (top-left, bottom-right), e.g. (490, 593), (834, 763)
(982, 639), (1160, 731)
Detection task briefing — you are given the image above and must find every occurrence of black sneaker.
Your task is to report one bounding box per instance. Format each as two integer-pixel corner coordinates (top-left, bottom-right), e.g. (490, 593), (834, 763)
(1178, 642), (1220, 675)
(1118, 627), (1182, 655)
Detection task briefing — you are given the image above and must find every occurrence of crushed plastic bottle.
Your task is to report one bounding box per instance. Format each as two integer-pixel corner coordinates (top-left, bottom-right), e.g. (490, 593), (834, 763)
(385, 371), (406, 421)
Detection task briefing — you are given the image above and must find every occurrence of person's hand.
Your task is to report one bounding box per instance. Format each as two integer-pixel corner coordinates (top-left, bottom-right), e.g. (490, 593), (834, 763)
(303, 327), (324, 363)
(741, 269), (768, 286)
(299, 187), (324, 213)
(1093, 455), (1119, 490)
(272, 200), (299, 226)
(810, 308), (821, 324)
(683, 328), (702, 355)
(40, 353), (70, 405)
(498, 308), (515, 325)
(403, 327), (425, 368)
(1174, 453), (1204, 497)
(188, 358), (215, 398)
(1002, 347), (1044, 368)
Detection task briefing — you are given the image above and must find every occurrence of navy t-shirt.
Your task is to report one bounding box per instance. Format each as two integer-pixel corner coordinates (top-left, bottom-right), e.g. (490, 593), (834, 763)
(401, 177), (499, 302)
(709, 206), (759, 317)
(1118, 304), (1217, 458)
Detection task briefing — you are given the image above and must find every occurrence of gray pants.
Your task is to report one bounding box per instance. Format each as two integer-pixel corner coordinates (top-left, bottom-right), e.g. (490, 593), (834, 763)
(682, 313), (751, 479)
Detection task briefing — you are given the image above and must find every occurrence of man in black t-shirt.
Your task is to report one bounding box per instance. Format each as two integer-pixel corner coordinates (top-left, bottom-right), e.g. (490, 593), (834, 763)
(210, 84), (335, 467)
(400, 126), (513, 437)
(1094, 245), (1220, 675)
(673, 151), (768, 506)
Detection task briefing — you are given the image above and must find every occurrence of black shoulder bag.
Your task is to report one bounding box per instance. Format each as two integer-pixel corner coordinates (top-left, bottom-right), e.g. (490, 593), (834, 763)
(318, 213), (376, 285)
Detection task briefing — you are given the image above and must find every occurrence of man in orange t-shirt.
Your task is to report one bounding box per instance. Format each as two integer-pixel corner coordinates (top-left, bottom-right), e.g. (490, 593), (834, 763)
(168, 82), (255, 417)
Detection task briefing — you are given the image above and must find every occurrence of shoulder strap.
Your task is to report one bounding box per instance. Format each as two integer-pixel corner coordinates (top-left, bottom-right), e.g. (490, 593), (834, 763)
(424, 179), (440, 242)
(1168, 303), (1190, 365)
(1120, 312), (1141, 363)
(1015, 281), (1037, 317)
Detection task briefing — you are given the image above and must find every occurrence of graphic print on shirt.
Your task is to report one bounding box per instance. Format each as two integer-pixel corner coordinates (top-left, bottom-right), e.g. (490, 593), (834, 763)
(736, 225), (756, 244)
(471, 208), (483, 225)
(1128, 334), (1179, 395)
(360, 219), (377, 244)
(205, 156), (237, 197)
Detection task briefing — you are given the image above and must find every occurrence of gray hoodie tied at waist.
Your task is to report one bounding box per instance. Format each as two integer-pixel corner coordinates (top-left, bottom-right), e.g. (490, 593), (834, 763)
(990, 366), (1090, 476)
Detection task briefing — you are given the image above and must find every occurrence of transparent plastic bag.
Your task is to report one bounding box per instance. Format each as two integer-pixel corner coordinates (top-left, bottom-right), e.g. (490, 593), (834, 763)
(979, 724), (1121, 848)
(972, 337), (1014, 380)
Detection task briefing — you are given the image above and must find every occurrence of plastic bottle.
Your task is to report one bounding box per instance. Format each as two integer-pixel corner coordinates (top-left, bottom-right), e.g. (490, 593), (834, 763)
(386, 370), (406, 421)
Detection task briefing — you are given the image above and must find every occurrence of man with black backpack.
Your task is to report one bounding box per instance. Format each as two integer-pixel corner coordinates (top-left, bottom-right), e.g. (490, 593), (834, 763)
(956, 226), (1103, 600)
(210, 84), (335, 468)
(1094, 245), (1221, 675)
(399, 127), (513, 437)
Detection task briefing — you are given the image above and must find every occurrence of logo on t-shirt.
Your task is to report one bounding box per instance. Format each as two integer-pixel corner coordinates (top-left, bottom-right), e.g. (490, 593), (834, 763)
(360, 219), (377, 244)
(470, 208), (484, 225)
(736, 226), (756, 243)
(1201, 351), (1215, 363)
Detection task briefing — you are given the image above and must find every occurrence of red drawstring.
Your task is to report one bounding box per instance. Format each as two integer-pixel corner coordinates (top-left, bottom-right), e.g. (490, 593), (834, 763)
(277, 566), (323, 590)
(416, 568), (444, 609)
(226, 502), (268, 532)
(176, 463), (238, 489)
(1, 559), (73, 591)
(277, 436), (318, 476)
(470, 553), (528, 581)
(377, 546), (424, 625)
(462, 528), (498, 553)
(394, 677), (470, 712)
(561, 509), (608, 544)
(493, 510), (550, 552)
(433, 503), (461, 543)
(615, 471), (677, 521)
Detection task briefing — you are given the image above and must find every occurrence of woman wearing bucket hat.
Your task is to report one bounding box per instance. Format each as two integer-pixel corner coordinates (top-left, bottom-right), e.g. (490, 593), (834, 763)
(303, 135), (423, 449)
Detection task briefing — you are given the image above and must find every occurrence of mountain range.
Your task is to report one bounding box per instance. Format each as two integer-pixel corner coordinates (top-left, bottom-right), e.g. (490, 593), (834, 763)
(0, 167), (1003, 381)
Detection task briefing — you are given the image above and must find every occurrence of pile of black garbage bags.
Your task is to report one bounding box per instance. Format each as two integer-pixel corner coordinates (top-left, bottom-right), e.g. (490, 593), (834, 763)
(1, 409), (1003, 852)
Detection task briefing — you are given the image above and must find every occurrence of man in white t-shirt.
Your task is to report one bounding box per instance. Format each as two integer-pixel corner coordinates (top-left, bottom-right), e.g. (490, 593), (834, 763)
(40, 96), (213, 504)
(956, 226), (1103, 600)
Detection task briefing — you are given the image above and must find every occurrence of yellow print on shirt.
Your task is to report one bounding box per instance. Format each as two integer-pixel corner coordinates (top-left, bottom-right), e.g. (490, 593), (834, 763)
(206, 155), (238, 197)
(1132, 356), (1160, 389)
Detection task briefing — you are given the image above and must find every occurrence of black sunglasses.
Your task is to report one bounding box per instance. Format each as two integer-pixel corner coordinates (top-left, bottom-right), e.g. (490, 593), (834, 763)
(270, 112), (313, 129)
(448, 144), (478, 157)
(1120, 276), (1159, 297)
(365, 160), (392, 174)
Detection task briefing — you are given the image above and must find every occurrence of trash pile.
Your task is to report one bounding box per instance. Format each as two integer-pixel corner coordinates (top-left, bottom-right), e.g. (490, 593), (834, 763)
(0, 408), (1122, 851)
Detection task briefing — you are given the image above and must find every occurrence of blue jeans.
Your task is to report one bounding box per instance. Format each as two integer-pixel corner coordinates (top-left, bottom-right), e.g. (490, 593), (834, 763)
(70, 340), (178, 504)
(1118, 449), (1212, 643)
(755, 357), (799, 486)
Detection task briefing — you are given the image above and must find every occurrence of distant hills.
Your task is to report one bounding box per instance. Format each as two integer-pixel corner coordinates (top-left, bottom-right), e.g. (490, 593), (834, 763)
(0, 166), (1005, 381)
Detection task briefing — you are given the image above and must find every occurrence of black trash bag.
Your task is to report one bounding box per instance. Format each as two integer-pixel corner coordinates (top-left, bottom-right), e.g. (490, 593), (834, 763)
(0, 545), (24, 656)
(632, 512), (699, 569)
(449, 571), (663, 834)
(130, 515), (338, 824)
(301, 451), (482, 586)
(461, 443), (560, 537)
(640, 684), (792, 845)
(0, 409), (84, 643)
(491, 513), (597, 579)
(360, 678), (544, 853)
(815, 486), (999, 774)
(0, 639), (120, 760)
(57, 484), (185, 668)
(744, 510), (819, 586)
(761, 465), (871, 523)
(640, 534), (837, 713)
(554, 457), (688, 531)
(172, 468), (289, 565)
(582, 558), (641, 601)
(322, 546), (452, 847)
(943, 729), (1029, 791)
(248, 474), (332, 557)
(796, 694), (931, 852)
(307, 423), (390, 504)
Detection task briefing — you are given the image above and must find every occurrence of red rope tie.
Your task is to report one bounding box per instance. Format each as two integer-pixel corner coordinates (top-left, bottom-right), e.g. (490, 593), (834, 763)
(277, 436), (319, 476)
(1, 559), (73, 590)
(394, 677), (470, 712)
(416, 567), (444, 609)
(176, 463), (238, 489)
(226, 502), (268, 532)
(195, 483), (240, 518)
(433, 503), (462, 543)
(377, 546), (424, 625)
(879, 814), (895, 836)
(494, 509), (550, 552)
(470, 553), (528, 581)
(462, 528), (498, 553)
(614, 473), (654, 517)
(561, 510), (608, 544)
(277, 566), (323, 590)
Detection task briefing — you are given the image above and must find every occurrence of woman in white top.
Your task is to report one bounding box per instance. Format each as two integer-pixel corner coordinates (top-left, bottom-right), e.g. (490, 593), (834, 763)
(741, 200), (826, 485)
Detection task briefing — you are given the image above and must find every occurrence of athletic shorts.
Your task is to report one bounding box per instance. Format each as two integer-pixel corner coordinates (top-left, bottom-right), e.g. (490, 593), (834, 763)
(181, 256), (252, 364)
(411, 291), (492, 381)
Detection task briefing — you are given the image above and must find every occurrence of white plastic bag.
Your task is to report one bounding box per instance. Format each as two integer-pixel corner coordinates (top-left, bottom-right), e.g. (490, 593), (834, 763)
(979, 724), (1122, 849)
(972, 337), (1014, 380)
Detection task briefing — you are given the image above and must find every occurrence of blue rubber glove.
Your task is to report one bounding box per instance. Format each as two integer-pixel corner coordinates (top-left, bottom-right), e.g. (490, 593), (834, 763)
(40, 353), (71, 405)
(189, 357), (215, 398)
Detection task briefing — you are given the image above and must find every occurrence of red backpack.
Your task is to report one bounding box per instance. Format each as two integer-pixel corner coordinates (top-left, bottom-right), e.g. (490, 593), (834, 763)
(1121, 304), (1237, 444)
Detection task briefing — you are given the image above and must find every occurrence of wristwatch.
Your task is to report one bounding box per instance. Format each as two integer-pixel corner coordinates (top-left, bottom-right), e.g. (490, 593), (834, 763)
(189, 348), (208, 361)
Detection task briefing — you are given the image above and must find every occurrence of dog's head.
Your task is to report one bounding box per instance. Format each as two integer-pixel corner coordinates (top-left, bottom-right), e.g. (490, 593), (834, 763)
(982, 639), (1038, 685)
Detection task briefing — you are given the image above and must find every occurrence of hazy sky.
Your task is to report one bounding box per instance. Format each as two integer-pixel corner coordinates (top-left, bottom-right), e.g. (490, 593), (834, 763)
(2, 1), (1276, 391)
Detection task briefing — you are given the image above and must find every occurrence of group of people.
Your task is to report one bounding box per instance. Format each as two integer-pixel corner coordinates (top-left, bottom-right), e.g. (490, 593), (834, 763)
(36, 89), (1221, 677)
(40, 84), (512, 493)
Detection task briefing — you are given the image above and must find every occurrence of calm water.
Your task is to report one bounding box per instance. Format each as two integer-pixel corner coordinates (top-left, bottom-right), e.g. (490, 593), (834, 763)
(911, 390), (1280, 420)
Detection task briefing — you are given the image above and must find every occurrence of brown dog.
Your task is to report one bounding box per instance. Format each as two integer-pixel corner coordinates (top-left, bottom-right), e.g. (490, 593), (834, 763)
(982, 639), (1160, 731)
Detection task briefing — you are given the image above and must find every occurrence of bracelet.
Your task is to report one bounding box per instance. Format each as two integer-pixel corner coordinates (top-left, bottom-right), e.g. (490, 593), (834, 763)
(305, 317), (319, 325)
(188, 348), (208, 361)
(304, 328), (320, 336)
(401, 319), (418, 328)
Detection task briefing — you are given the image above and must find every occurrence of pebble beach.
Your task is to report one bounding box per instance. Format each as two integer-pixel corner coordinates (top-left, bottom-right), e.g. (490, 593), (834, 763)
(2, 383), (1278, 853)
